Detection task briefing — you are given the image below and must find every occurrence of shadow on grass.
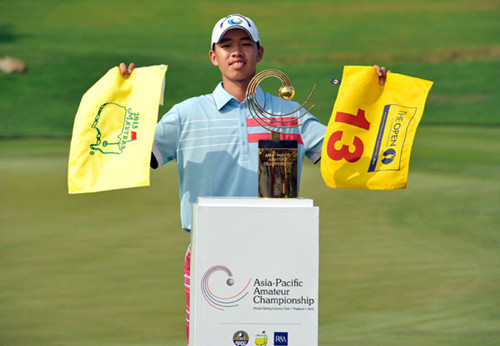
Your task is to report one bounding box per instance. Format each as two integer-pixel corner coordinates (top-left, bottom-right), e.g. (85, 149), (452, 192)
(0, 24), (20, 43)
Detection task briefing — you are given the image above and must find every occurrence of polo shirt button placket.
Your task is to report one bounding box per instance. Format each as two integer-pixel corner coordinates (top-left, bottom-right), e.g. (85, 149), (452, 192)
(239, 103), (249, 162)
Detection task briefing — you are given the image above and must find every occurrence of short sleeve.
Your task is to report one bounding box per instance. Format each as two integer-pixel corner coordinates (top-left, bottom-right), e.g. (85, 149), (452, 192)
(152, 105), (182, 167)
(301, 113), (326, 163)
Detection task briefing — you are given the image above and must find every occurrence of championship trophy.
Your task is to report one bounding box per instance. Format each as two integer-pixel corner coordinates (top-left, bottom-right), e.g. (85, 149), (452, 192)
(246, 69), (316, 198)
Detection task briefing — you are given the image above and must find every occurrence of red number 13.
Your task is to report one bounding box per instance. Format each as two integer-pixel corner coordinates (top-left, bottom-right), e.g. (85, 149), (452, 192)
(326, 109), (370, 163)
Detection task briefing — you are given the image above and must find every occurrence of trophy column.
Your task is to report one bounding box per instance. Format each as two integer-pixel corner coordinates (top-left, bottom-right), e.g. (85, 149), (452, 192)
(258, 138), (298, 198)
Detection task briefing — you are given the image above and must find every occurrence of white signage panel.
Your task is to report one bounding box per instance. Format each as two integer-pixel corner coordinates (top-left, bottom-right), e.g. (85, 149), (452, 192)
(190, 198), (319, 346)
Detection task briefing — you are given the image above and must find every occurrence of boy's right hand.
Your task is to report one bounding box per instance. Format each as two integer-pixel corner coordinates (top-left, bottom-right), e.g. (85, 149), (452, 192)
(119, 62), (136, 78)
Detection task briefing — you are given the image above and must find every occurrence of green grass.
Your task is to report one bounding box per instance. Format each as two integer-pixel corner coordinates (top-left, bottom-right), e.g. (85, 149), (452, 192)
(313, 126), (500, 344)
(1, 126), (499, 345)
(1, 0), (499, 344)
(0, 0), (499, 137)
(0, 140), (188, 345)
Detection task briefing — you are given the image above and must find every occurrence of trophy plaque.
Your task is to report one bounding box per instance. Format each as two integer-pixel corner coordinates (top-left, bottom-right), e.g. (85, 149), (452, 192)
(246, 69), (315, 198)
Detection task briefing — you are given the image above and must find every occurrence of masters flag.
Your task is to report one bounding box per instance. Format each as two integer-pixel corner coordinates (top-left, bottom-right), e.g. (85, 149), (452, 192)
(321, 66), (433, 190)
(68, 65), (167, 194)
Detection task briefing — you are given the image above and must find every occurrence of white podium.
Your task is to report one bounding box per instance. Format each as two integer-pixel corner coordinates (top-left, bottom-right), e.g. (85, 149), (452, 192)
(190, 197), (319, 346)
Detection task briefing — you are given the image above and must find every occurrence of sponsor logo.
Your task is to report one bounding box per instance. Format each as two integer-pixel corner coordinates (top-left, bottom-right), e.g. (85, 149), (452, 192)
(368, 104), (417, 172)
(255, 331), (268, 345)
(228, 17), (243, 25)
(233, 330), (249, 346)
(90, 102), (139, 155)
(274, 332), (288, 345)
(202, 265), (251, 310)
(381, 148), (396, 165)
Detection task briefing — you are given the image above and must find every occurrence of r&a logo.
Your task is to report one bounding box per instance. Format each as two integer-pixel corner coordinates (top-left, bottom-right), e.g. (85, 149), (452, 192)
(274, 332), (288, 345)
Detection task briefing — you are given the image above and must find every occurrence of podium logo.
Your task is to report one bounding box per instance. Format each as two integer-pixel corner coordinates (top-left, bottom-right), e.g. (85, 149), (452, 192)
(233, 330), (249, 345)
(202, 265), (251, 310)
(274, 332), (288, 345)
(255, 331), (268, 345)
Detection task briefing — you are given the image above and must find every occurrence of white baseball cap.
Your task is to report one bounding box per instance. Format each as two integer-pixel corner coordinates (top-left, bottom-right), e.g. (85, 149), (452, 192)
(211, 14), (260, 49)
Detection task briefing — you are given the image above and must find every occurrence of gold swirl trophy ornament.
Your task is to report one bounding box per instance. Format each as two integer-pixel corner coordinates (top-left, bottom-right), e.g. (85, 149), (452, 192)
(246, 69), (316, 198)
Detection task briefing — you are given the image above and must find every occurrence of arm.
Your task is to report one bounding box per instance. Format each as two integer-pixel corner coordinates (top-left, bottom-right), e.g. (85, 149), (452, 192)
(151, 104), (183, 169)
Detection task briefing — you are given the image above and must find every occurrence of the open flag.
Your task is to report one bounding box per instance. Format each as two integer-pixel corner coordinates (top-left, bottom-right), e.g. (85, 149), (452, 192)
(321, 66), (433, 190)
(68, 65), (167, 194)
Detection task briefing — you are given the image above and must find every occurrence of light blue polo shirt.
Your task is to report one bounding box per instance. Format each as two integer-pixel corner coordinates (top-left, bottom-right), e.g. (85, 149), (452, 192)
(152, 82), (326, 231)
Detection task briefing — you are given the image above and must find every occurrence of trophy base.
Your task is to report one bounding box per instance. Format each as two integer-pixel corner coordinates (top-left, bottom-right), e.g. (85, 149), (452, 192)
(258, 139), (298, 198)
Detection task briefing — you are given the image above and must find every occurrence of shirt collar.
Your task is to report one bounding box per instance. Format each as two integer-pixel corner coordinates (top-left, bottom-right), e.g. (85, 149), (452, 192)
(213, 82), (266, 111)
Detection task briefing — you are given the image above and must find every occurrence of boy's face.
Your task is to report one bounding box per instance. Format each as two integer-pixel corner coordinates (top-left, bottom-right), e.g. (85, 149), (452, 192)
(209, 29), (264, 87)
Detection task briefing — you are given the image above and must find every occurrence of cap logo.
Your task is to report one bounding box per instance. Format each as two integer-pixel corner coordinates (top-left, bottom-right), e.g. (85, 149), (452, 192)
(228, 17), (243, 25)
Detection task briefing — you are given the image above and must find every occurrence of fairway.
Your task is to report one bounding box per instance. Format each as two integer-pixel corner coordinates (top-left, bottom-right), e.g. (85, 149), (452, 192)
(1, 0), (499, 344)
(1, 126), (499, 345)
(1, 0), (499, 138)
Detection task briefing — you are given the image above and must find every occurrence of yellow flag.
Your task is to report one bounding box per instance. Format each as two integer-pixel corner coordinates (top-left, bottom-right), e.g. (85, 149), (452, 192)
(68, 65), (167, 194)
(321, 66), (433, 190)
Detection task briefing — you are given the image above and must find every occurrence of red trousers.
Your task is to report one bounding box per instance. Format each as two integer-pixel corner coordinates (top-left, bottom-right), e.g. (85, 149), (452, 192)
(184, 245), (191, 344)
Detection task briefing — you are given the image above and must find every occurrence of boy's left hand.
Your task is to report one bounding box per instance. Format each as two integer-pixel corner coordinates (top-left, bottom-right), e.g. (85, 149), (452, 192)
(373, 65), (392, 85)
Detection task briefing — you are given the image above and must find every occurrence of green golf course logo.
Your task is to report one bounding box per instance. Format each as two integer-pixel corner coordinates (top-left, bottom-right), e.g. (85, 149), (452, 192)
(90, 102), (139, 155)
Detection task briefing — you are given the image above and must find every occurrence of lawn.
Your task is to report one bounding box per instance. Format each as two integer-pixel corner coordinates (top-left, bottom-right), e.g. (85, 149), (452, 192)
(0, 0), (499, 138)
(1, 126), (499, 345)
(1, 0), (499, 344)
